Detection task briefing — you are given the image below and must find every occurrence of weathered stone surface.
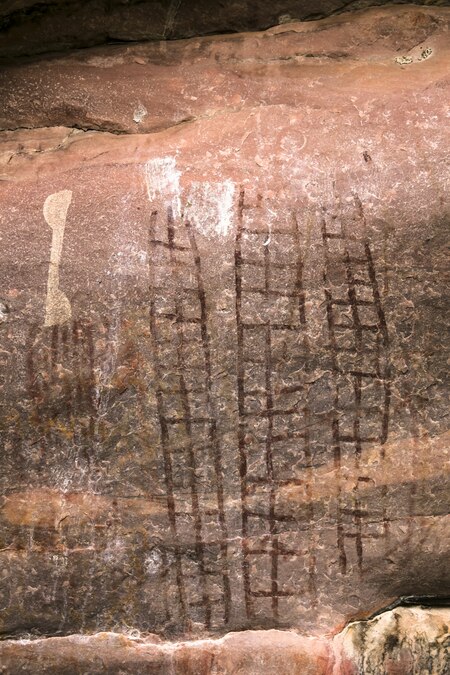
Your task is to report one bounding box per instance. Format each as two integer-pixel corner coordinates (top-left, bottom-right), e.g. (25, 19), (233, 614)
(334, 606), (450, 674)
(0, 608), (448, 673)
(0, 629), (331, 673)
(2, 5), (450, 134)
(1, 0), (448, 60)
(0, 5), (449, 670)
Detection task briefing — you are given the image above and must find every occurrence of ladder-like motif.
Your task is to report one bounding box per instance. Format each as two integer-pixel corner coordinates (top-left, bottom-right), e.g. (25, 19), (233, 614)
(235, 189), (316, 620)
(147, 206), (230, 630)
(321, 194), (391, 574)
(26, 320), (97, 463)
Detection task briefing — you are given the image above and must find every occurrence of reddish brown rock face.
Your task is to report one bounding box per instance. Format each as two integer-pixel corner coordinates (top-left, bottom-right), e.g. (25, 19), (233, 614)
(1, 0), (448, 59)
(0, 5), (449, 672)
(0, 608), (448, 673)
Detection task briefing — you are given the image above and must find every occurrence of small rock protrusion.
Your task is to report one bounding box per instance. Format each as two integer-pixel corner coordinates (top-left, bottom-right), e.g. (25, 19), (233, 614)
(133, 103), (148, 124)
(278, 14), (296, 25)
(395, 47), (433, 65)
(0, 301), (10, 323)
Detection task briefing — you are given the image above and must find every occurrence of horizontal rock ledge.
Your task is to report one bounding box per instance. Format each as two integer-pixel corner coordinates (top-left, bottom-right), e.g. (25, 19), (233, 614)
(0, 1), (447, 60)
(0, 0), (448, 658)
(1, 6), (449, 135)
(0, 607), (448, 674)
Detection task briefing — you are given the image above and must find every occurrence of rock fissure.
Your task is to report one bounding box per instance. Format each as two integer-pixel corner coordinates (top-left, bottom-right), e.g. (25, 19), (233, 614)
(1, 600), (448, 642)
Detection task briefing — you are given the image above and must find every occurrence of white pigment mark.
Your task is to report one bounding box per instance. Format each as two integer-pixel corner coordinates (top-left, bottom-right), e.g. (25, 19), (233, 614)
(184, 180), (235, 237)
(43, 190), (72, 327)
(143, 158), (236, 237)
(144, 156), (181, 218)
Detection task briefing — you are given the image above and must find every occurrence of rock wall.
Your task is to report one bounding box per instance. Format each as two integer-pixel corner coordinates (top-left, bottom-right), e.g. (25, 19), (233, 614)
(0, 4), (449, 673)
(1, 0), (449, 59)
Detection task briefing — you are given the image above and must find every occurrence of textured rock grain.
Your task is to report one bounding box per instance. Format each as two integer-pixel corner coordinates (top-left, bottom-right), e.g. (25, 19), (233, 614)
(1, 0), (448, 59)
(0, 6), (449, 671)
(2, 5), (450, 134)
(334, 606), (450, 674)
(0, 609), (448, 674)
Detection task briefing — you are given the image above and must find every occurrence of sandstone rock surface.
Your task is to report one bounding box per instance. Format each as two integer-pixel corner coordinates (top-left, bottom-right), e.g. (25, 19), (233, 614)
(0, 607), (448, 673)
(0, 4), (449, 673)
(334, 606), (450, 674)
(2, 5), (450, 135)
(1, 0), (448, 59)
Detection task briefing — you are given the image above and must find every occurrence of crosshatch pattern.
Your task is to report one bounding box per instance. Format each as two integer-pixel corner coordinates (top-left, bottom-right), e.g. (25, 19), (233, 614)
(321, 196), (391, 575)
(234, 189), (317, 620)
(146, 190), (392, 629)
(147, 207), (231, 630)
